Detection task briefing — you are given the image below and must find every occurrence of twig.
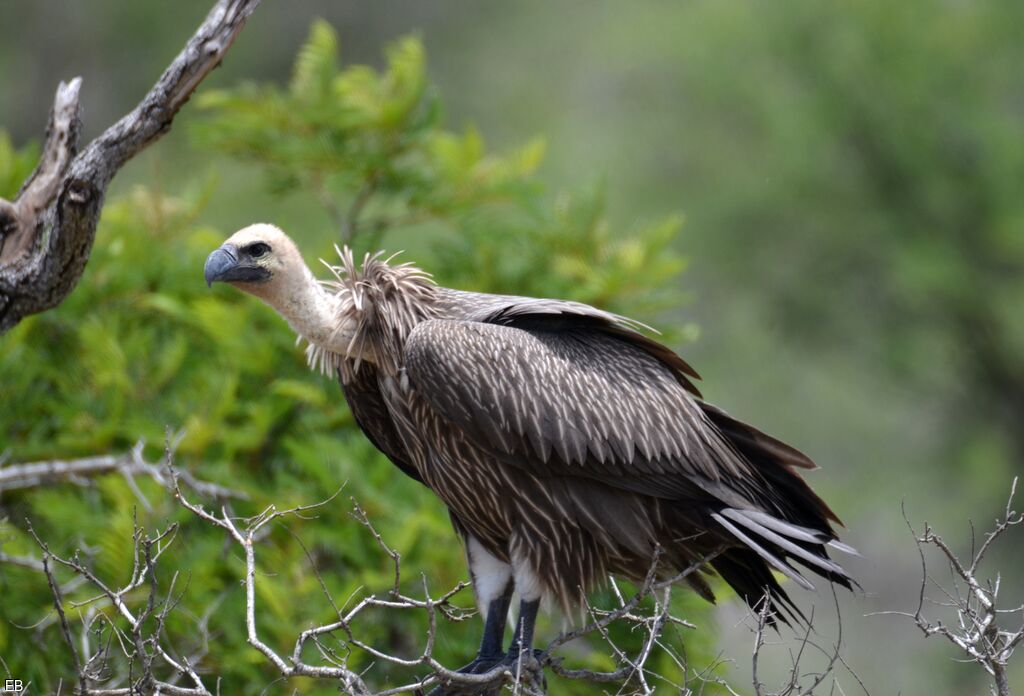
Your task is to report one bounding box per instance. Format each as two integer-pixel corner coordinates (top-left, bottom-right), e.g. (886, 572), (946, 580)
(874, 478), (1021, 696)
(38, 546), (88, 695)
(748, 585), (865, 696)
(0, 550), (45, 572)
(351, 499), (402, 597)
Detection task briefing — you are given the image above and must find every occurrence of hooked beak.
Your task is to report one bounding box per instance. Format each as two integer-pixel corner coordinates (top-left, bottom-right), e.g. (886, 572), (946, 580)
(204, 243), (271, 287)
(204, 244), (238, 287)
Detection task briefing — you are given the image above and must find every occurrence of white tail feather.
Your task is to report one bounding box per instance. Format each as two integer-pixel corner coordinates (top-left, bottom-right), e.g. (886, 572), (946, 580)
(711, 513), (815, 591)
(828, 539), (861, 556)
(724, 508), (828, 544)
(720, 509), (848, 578)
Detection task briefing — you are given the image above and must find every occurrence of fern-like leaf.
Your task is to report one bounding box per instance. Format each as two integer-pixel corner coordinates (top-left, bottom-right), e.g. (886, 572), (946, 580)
(290, 18), (338, 103)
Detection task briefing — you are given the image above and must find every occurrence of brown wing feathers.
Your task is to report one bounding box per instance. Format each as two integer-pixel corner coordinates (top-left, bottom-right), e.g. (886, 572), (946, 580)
(403, 307), (855, 618)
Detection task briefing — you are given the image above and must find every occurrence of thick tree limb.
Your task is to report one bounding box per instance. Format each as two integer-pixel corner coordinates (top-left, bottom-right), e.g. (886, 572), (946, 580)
(0, 0), (262, 333)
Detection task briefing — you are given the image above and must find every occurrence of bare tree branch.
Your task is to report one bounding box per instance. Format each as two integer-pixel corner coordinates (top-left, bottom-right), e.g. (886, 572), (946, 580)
(0, 437), (246, 500)
(0, 550), (45, 572)
(24, 515), (211, 695)
(747, 587), (867, 696)
(166, 446), (737, 695)
(39, 549), (89, 695)
(873, 477), (1022, 696)
(12, 437), (867, 695)
(0, 0), (262, 333)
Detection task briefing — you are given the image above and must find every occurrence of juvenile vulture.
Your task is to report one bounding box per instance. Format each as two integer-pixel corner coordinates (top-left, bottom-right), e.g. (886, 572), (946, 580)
(205, 224), (854, 680)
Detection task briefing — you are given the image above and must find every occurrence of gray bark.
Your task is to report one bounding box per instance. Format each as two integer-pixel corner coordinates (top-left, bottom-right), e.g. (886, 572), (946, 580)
(0, 0), (262, 333)
(0, 444), (247, 500)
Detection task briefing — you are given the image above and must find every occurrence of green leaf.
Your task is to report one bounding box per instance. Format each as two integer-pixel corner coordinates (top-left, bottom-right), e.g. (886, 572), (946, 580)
(290, 18), (339, 103)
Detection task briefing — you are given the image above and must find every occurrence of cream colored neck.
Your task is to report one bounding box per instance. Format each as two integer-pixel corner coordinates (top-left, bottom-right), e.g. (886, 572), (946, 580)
(258, 264), (360, 359)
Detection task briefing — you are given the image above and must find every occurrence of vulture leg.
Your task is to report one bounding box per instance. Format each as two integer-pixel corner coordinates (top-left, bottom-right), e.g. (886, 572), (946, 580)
(465, 535), (515, 666)
(426, 587), (513, 696)
(506, 599), (546, 691)
(477, 584), (514, 662)
(507, 598), (540, 660)
(427, 538), (516, 695)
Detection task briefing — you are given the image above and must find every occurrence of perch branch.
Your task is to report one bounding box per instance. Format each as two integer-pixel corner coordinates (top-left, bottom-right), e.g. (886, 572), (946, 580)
(17, 436), (862, 695)
(168, 447), (728, 695)
(0, 0), (262, 333)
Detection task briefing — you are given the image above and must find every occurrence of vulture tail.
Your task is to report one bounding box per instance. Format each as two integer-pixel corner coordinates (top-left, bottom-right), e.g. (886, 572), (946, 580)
(709, 547), (806, 626)
(698, 402), (859, 617)
(700, 400), (843, 528)
(712, 509), (856, 591)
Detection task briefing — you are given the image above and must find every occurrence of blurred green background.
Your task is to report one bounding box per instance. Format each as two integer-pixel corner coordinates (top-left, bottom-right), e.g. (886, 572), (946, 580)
(1, 1), (1022, 694)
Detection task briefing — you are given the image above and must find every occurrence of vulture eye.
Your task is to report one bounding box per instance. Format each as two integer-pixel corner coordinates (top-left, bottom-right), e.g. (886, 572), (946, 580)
(248, 242), (271, 258)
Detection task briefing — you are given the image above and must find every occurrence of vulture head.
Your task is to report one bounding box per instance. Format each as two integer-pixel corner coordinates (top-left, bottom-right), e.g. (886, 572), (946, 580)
(204, 223), (360, 361)
(204, 223), (300, 294)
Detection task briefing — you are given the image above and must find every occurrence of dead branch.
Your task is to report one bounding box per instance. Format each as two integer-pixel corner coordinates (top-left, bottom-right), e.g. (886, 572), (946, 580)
(747, 587), (867, 696)
(166, 443), (735, 695)
(876, 477), (1022, 696)
(15, 439), (864, 695)
(539, 548), (717, 693)
(0, 550), (45, 572)
(24, 517), (210, 695)
(0, 437), (246, 501)
(0, 0), (261, 333)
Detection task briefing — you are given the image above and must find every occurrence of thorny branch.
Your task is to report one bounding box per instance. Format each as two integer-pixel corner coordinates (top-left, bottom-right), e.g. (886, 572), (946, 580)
(0, 0), (262, 333)
(877, 477), (1022, 696)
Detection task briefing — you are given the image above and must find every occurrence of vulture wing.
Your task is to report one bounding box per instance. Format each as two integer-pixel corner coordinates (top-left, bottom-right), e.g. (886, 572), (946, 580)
(404, 311), (801, 512)
(341, 362), (425, 485)
(404, 306), (853, 599)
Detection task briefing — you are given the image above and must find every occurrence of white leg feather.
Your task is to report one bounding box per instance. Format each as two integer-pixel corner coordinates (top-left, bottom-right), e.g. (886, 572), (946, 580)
(510, 544), (544, 603)
(467, 536), (512, 619)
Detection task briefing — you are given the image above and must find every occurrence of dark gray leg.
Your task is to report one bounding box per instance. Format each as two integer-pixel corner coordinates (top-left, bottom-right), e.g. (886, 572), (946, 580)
(507, 598), (541, 660)
(427, 581), (513, 696)
(477, 582), (514, 659)
(505, 599), (546, 693)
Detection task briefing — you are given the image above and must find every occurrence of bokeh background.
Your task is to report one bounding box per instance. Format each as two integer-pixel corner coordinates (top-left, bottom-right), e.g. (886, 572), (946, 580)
(1, 1), (1022, 694)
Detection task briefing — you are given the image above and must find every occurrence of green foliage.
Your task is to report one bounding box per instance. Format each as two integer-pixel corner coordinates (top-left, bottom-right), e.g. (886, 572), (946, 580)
(643, 0), (1024, 506)
(0, 21), (710, 694)
(0, 130), (38, 198)
(194, 21), (693, 338)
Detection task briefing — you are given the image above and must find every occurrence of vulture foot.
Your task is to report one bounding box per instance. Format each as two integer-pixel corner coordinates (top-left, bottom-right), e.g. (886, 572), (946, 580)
(502, 649), (547, 694)
(427, 650), (546, 695)
(425, 656), (504, 696)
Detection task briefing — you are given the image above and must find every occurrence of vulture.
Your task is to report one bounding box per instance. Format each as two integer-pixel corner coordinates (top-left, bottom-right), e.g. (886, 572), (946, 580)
(204, 224), (855, 682)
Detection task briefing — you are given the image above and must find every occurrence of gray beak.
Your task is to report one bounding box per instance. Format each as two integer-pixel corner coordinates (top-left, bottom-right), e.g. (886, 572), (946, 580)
(204, 244), (239, 287)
